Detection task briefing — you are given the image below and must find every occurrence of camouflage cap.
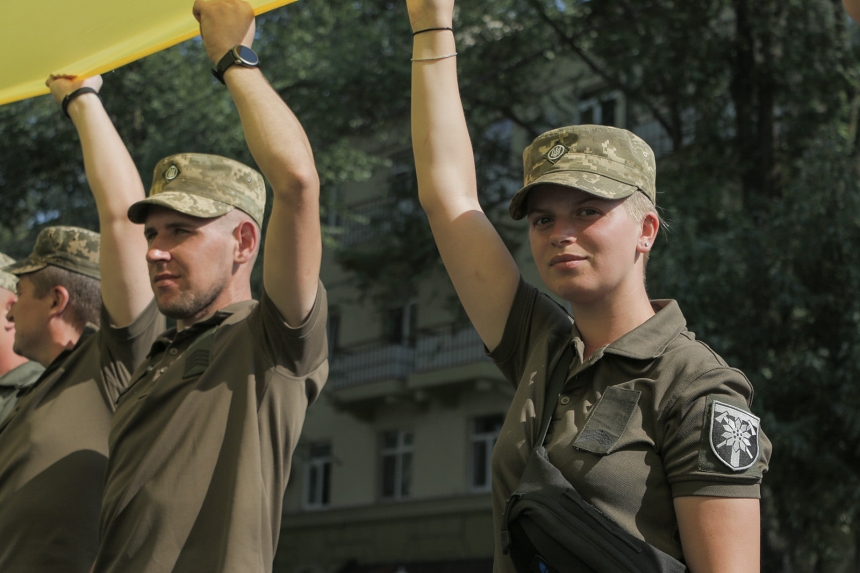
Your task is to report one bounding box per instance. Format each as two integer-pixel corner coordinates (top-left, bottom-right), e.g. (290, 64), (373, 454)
(128, 153), (266, 227)
(0, 252), (17, 292)
(3, 226), (100, 280)
(508, 125), (657, 220)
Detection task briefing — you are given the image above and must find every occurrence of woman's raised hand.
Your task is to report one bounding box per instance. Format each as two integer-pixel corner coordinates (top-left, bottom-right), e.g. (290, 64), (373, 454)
(405, 0), (454, 33)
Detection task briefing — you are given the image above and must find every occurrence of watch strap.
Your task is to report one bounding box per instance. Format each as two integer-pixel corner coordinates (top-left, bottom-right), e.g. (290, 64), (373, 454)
(211, 46), (259, 84)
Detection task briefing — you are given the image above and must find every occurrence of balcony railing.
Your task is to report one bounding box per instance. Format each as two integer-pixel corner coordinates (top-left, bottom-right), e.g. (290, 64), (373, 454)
(329, 340), (416, 390)
(329, 324), (490, 391)
(414, 323), (490, 372)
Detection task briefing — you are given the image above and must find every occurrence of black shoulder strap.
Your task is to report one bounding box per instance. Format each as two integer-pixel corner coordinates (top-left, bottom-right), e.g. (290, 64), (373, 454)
(537, 343), (575, 447)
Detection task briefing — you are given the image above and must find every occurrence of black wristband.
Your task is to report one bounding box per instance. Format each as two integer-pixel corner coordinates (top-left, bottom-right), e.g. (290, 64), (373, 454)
(412, 26), (453, 36)
(61, 87), (99, 119)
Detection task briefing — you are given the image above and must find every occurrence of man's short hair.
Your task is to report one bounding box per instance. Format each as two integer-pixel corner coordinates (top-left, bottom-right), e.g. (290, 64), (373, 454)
(29, 266), (101, 331)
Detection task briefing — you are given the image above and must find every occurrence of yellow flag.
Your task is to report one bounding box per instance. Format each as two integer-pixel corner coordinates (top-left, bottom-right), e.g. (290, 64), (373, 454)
(0, 0), (297, 106)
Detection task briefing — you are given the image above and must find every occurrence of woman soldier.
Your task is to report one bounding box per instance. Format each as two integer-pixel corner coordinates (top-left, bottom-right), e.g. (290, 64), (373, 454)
(405, 0), (771, 571)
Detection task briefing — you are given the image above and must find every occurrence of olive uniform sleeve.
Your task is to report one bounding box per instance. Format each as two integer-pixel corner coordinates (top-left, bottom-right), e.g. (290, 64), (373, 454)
(98, 298), (165, 406)
(661, 364), (772, 498)
(490, 277), (573, 390)
(249, 281), (328, 405)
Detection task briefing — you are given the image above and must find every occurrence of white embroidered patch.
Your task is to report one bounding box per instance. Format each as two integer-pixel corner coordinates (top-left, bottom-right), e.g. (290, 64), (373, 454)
(709, 401), (760, 471)
(545, 144), (569, 164)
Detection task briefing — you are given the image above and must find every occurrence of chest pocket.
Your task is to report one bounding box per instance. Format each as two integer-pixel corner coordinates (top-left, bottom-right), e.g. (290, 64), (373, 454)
(573, 387), (641, 454)
(182, 326), (218, 379)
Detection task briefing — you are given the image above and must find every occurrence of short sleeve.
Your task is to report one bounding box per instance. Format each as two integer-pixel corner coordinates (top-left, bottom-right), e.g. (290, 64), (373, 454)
(249, 281), (329, 403)
(489, 276), (572, 389)
(661, 366), (772, 498)
(98, 297), (165, 405)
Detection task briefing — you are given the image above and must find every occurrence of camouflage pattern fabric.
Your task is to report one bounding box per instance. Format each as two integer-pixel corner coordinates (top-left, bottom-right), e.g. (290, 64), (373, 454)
(4, 226), (100, 280)
(128, 153), (266, 227)
(509, 125), (657, 220)
(0, 252), (16, 292)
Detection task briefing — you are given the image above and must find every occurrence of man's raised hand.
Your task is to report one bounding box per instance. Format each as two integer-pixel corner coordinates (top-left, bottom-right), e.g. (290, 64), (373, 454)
(193, 0), (256, 65)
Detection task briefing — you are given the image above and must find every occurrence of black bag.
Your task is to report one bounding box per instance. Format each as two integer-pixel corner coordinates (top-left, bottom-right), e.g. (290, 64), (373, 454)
(500, 346), (688, 573)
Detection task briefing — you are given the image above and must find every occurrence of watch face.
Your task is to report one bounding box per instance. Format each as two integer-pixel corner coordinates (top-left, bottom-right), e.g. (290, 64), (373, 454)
(235, 45), (260, 67)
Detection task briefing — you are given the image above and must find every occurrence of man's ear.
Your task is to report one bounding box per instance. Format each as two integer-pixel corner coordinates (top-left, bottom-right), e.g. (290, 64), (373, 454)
(233, 219), (259, 264)
(48, 285), (71, 318)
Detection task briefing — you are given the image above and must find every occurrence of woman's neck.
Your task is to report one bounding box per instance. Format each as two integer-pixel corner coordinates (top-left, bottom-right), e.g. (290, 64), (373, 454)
(571, 282), (656, 361)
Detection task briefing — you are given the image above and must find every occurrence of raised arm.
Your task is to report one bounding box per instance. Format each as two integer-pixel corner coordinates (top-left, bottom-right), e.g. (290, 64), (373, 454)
(194, 0), (321, 327)
(674, 496), (760, 572)
(47, 76), (153, 328)
(408, 0), (519, 351)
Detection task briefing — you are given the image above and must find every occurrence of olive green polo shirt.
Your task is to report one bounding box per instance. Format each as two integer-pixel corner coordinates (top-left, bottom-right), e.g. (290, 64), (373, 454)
(94, 284), (328, 573)
(489, 278), (771, 571)
(0, 299), (163, 573)
(0, 361), (44, 423)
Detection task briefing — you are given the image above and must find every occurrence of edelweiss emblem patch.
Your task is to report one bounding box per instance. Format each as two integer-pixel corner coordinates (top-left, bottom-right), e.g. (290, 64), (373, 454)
(165, 165), (180, 182)
(709, 401), (760, 471)
(545, 144), (569, 164)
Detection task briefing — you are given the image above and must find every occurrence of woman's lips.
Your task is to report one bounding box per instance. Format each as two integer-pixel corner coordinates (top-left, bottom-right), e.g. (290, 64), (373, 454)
(549, 253), (586, 268)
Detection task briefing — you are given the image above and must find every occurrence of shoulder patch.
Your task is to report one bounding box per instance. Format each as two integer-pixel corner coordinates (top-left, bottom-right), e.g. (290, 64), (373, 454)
(709, 400), (760, 471)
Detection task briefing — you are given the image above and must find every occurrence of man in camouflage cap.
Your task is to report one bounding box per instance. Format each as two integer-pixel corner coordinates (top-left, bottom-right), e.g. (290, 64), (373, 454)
(0, 72), (162, 573)
(0, 252), (43, 424)
(91, 2), (327, 572)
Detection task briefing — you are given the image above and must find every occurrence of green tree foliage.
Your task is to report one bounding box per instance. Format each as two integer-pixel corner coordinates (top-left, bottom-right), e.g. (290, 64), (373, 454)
(1, 0), (859, 568)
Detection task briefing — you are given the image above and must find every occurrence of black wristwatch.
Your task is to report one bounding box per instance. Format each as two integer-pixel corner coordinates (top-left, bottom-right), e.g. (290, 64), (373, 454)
(211, 45), (260, 84)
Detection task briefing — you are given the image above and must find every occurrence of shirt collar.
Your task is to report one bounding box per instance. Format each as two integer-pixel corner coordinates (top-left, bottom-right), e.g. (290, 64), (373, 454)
(146, 300), (256, 357)
(0, 360), (45, 389)
(570, 299), (686, 361)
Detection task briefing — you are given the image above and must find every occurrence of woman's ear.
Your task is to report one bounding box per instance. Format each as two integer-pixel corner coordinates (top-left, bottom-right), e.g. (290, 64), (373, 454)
(637, 211), (659, 253)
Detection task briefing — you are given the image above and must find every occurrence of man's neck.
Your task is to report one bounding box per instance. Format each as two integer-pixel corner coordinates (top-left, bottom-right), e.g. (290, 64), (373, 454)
(177, 283), (253, 331)
(38, 326), (84, 368)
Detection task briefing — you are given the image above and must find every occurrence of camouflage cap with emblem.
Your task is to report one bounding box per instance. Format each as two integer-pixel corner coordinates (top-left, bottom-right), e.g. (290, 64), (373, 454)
(127, 153), (266, 228)
(508, 125), (657, 220)
(0, 252), (18, 292)
(3, 226), (100, 280)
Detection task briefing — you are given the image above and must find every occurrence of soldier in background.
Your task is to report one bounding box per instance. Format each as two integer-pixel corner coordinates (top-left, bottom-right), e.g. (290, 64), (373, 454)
(90, 1), (328, 571)
(0, 73), (163, 571)
(0, 252), (43, 423)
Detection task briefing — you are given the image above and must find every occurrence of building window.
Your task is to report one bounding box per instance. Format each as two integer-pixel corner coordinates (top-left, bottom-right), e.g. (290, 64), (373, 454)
(384, 300), (418, 347)
(471, 414), (504, 491)
(380, 430), (414, 500)
(303, 442), (332, 510)
(578, 91), (621, 127)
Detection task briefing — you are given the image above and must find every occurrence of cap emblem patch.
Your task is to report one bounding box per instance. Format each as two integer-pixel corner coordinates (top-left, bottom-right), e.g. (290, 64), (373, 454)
(709, 401), (760, 471)
(165, 165), (180, 182)
(545, 144), (569, 164)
